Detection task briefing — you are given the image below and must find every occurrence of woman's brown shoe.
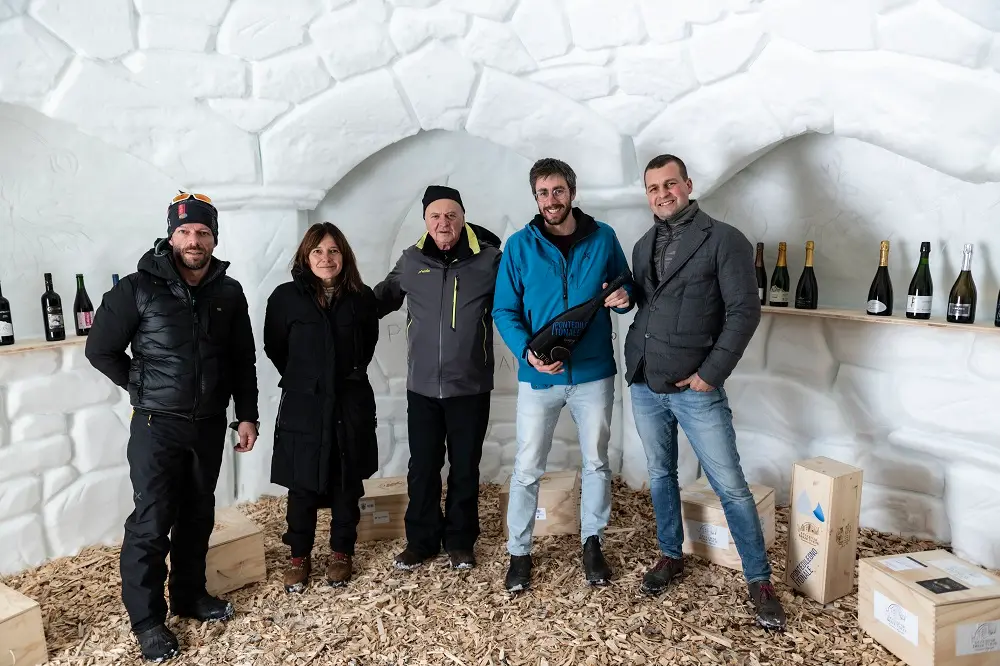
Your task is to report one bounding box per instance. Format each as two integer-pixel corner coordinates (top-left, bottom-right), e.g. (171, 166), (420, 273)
(327, 552), (353, 587)
(283, 555), (311, 593)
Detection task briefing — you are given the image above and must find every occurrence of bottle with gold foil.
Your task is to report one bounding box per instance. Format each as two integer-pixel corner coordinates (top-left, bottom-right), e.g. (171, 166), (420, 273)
(866, 240), (893, 316)
(769, 242), (790, 307)
(794, 241), (818, 309)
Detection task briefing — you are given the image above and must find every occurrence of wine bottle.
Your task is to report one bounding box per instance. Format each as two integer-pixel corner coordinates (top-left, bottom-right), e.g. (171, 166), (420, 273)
(905, 242), (933, 320)
(41, 273), (66, 341)
(112, 273), (120, 286)
(994, 289), (1000, 328)
(794, 241), (818, 309)
(754, 242), (767, 305)
(866, 240), (893, 316)
(528, 271), (631, 364)
(73, 274), (95, 336)
(947, 243), (977, 324)
(768, 242), (790, 307)
(0, 280), (14, 346)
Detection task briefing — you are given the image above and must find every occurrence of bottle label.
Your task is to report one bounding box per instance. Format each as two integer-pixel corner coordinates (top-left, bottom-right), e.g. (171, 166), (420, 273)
(906, 295), (932, 314)
(76, 311), (94, 329)
(948, 303), (971, 317)
(769, 286), (788, 303)
(758, 287), (764, 301)
(867, 299), (888, 314)
(46, 307), (63, 330)
(0, 320), (12, 337)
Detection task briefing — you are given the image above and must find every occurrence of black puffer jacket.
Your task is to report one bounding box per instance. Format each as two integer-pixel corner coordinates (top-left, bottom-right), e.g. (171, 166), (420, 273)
(263, 271), (380, 494)
(86, 238), (259, 423)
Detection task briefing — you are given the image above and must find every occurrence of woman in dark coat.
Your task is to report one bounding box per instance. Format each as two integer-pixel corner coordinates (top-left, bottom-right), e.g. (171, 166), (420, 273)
(263, 222), (379, 592)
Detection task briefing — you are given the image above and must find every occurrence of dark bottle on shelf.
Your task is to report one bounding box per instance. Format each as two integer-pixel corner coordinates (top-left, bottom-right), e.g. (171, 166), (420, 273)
(0, 280), (14, 345)
(768, 242), (790, 307)
(73, 273), (95, 336)
(905, 241), (933, 320)
(947, 243), (977, 324)
(995, 289), (1000, 328)
(794, 240), (818, 309)
(41, 273), (66, 341)
(112, 273), (120, 286)
(866, 240), (893, 316)
(754, 242), (767, 305)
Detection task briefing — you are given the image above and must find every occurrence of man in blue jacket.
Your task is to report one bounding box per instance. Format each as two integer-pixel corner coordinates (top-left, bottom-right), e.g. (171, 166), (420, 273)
(493, 158), (633, 592)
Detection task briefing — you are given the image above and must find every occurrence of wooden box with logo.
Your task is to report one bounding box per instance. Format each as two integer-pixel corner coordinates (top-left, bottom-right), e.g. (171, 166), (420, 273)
(0, 582), (47, 666)
(500, 469), (580, 538)
(859, 550), (1000, 665)
(357, 476), (409, 542)
(783, 456), (864, 603)
(679, 476), (775, 571)
(204, 506), (267, 596)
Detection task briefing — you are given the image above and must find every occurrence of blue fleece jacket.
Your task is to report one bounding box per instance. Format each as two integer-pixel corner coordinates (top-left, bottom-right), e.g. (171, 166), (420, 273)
(492, 208), (634, 387)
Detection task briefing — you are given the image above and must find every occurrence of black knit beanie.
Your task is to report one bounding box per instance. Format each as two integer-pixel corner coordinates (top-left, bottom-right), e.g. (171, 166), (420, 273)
(422, 185), (465, 216)
(167, 192), (219, 243)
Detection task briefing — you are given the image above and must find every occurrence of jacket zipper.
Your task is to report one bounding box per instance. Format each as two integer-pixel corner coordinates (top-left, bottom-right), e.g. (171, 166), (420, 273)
(438, 266), (448, 398)
(451, 275), (458, 331)
(481, 309), (488, 366)
(561, 249), (573, 384)
(190, 289), (200, 421)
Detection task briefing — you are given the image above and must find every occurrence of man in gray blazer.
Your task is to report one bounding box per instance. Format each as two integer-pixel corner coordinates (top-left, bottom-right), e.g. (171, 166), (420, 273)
(624, 154), (785, 630)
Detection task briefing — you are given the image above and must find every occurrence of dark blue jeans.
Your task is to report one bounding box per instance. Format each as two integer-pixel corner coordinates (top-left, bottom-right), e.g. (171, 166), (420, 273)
(630, 382), (772, 583)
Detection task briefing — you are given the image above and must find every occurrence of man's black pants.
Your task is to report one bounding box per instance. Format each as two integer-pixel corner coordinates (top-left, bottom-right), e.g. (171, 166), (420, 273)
(121, 412), (227, 632)
(405, 391), (491, 556)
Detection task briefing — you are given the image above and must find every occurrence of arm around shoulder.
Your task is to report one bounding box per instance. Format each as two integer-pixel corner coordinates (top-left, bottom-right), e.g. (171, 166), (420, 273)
(229, 283), (259, 424)
(372, 253), (407, 319)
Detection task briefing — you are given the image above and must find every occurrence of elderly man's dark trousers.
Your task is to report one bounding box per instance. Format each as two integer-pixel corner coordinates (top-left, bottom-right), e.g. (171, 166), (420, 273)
(120, 411), (227, 632)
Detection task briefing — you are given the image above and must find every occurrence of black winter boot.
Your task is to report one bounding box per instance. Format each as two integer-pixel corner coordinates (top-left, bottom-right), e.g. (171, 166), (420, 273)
(134, 624), (179, 663)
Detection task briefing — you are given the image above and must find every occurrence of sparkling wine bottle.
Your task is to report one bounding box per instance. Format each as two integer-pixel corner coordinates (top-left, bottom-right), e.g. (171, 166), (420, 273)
(866, 240), (893, 316)
(754, 242), (767, 305)
(768, 242), (790, 307)
(73, 274), (95, 336)
(794, 241), (818, 310)
(947, 243), (977, 324)
(528, 271), (630, 364)
(905, 242), (933, 320)
(0, 280), (14, 345)
(41, 273), (66, 341)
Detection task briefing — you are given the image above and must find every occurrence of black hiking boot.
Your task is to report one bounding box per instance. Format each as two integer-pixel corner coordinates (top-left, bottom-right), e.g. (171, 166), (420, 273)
(448, 550), (476, 570)
(393, 546), (432, 570)
(134, 624), (179, 663)
(748, 580), (786, 631)
(640, 555), (684, 595)
(582, 535), (612, 586)
(170, 594), (234, 622)
(505, 554), (532, 592)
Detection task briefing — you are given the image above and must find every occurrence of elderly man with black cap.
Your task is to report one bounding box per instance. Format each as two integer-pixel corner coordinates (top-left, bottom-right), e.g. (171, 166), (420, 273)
(86, 192), (259, 663)
(374, 185), (503, 571)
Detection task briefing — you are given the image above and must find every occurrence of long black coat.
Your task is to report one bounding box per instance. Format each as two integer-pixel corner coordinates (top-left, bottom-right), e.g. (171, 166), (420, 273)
(263, 272), (380, 494)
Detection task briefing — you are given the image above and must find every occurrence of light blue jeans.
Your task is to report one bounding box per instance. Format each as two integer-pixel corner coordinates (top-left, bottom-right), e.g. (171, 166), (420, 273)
(630, 381), (772, 583)
(505, 377), (614, 556)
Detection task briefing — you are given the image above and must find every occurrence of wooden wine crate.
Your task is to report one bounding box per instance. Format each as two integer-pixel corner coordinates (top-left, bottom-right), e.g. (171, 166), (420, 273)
(784, 456), (864, 603)
(500, 469), (580, 538)
(680, 476), (775, 571)
(204, 507), (267, 596)
(859, 550), (1000, 665)
(357, 476), (409, 543)
(0, 583), (47, 666)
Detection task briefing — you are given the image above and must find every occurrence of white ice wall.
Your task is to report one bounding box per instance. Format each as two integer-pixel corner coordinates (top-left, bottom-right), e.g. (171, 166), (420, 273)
(2, 0), (1000, 574)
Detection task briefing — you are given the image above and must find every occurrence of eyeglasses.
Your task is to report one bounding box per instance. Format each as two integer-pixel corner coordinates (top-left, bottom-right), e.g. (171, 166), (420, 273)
(534, 187), (568, 200)
(172, 191), (213, 204)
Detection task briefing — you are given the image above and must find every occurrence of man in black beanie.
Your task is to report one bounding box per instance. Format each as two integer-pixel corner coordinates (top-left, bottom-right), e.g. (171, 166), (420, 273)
(86, 191), (259, 662)
(374, 184), (503, 571)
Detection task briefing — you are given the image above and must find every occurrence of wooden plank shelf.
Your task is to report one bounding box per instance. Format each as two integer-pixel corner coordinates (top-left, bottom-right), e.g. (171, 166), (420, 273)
(761, 305), (1000, 334)
(0, 337), (86, 356)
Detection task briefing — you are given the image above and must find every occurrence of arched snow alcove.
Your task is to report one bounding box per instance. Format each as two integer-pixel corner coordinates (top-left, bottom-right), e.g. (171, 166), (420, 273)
(2, 0), (1000, 578)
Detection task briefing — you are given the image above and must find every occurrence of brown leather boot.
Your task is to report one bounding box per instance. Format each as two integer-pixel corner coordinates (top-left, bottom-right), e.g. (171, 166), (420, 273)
(326, 552), (353, 587)
(283, 555), (311, 593)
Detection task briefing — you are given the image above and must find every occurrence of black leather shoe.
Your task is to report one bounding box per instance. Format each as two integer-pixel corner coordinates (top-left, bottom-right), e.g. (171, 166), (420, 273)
(394, 547), (432, 570)
(640, 555), (684, 595)
(171, 595), (234, 622)
(505, 555), (532, 592)
(582, 535), (612, 586)
(448, 550), (476, 570)
(748, 581), (787, 631)
(134, 624), (179, 663)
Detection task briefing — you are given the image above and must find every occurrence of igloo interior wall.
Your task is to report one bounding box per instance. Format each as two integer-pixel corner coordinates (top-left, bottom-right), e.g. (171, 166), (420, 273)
(2, 0), (1000, 577)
